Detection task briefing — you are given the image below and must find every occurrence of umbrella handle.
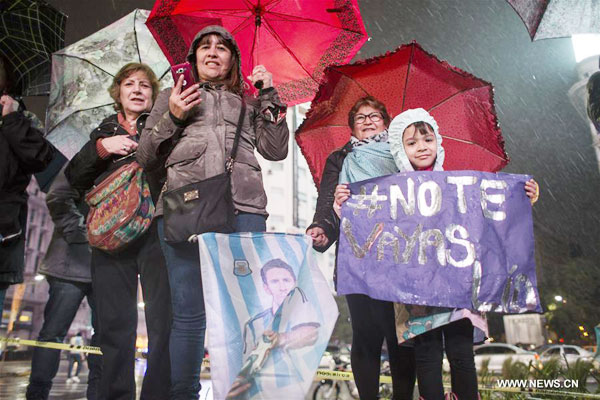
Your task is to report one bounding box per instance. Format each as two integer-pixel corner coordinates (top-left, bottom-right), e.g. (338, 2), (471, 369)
(252, 2), (263, 91)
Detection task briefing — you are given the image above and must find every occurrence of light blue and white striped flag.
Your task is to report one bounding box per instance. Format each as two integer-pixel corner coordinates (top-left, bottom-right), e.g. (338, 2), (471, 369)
(198, 232), (338, 400)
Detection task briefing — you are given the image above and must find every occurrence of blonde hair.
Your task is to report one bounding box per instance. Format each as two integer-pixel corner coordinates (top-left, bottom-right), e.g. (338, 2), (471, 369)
(108, 63), (159, 112)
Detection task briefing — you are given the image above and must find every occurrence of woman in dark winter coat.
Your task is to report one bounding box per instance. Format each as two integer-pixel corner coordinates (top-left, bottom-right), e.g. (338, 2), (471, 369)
(0, 57), (53, 315)
(137, 25), (289, 399)
(65, 62), (171, 400)
(306, 96), (416, 400)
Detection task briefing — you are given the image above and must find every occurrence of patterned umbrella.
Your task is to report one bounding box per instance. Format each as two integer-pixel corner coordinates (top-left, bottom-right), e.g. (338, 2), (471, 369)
(45, 9), (173, 160)
(0, 0), (66, 96)
(146, 0), (368, 105)
(296, 42), (509, 188)
(507, 0), (600, 40)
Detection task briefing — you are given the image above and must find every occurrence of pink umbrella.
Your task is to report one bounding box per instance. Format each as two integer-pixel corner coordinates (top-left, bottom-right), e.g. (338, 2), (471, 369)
(146, 0), (369, 105)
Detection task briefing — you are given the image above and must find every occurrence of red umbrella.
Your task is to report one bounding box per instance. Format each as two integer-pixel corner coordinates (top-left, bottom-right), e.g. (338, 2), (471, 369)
(506, 0), (600, 40)
(296, 42), (509, 188)
(146, 0), (368, 105)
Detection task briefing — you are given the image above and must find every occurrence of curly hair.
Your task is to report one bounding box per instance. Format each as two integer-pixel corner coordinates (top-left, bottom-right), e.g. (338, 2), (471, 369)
(348, 96), (392, 129)
(0, 55), (18, 95)
(347, 96), (391, 129)
(108, 63), (159, 113)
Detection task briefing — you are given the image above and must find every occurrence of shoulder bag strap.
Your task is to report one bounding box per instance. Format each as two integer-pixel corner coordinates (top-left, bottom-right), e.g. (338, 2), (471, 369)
(225, 98), (246, 174)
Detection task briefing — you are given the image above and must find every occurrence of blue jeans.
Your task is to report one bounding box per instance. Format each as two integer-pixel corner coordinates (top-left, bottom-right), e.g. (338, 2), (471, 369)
(68, 353), (83, 378)
(26, 277), (101, 400)
(157, 212), (266, 400)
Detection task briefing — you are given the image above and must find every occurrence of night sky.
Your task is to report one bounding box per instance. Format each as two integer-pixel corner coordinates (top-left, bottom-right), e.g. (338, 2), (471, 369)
(41, 0), (600, 263)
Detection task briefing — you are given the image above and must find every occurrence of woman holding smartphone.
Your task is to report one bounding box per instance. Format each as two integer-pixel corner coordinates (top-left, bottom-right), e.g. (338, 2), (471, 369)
(137, 25), (289, 399)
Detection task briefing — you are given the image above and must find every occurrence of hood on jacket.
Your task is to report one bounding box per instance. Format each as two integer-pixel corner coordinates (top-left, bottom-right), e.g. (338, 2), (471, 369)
(186, 25), (244, 90)
(388, 108), (445, 172)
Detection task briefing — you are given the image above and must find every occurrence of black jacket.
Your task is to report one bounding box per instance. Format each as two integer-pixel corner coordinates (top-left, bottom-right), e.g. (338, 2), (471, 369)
(65, 113), (164, 202)
(0, 111), (53, 235)
(307, 141), (353, 252)
(0, 111), (53, 285)
(38, 167), (92, 283)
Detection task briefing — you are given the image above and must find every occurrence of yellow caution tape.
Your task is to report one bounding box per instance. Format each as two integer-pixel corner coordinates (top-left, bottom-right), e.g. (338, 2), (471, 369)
(0, 337), (102, 355)
(314, 368), (392, 384)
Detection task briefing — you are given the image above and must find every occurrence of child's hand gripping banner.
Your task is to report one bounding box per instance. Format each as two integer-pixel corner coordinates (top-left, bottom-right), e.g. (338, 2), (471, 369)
(198, 233), (339, 400)
(337, 170), (541, 314)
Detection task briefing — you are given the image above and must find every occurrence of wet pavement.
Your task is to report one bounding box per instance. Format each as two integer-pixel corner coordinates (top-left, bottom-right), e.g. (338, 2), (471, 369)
(0, 359), (91, 399)
(0, 358), (323, 399)
(0, 359), (214, 399)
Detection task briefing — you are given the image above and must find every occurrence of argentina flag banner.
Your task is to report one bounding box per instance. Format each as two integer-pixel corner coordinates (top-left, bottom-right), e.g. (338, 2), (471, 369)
(198, 232), (338, 400)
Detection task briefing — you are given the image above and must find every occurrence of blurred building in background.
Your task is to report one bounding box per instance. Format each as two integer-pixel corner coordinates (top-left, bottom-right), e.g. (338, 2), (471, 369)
(259, 104), (336, 289)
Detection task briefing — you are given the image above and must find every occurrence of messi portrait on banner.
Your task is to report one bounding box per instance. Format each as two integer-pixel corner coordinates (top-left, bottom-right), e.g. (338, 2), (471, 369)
(198, 233), (338, 400)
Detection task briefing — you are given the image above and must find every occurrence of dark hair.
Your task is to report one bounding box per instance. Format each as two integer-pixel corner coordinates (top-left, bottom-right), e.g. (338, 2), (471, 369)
(347, 96), (391, 129)
(0, 55), (18, 95)
(192, 34), (242, 95)
(108, 63), (159, 113)
(260, 259), (296, 284)
(403, 121), (434, 139)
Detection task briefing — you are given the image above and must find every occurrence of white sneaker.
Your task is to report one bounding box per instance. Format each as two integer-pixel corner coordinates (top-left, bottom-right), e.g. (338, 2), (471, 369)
(66, 378), (73, 383)
(72, 376), (80, 383)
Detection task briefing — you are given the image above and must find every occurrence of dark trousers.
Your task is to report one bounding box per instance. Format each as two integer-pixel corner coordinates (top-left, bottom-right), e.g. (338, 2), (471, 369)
(92, 221), (172, 400)
(26, 277), (101, 400)
(413, 318), (478, 400)
(157, 212), (266, 400)
(346, 294), (416, 400)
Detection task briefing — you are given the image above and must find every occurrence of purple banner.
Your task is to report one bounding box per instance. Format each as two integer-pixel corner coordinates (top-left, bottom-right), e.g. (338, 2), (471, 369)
(337, 171), (541, 313)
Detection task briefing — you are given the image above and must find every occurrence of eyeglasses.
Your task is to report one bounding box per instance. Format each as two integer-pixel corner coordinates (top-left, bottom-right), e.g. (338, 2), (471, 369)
(354, 112), (383, 124)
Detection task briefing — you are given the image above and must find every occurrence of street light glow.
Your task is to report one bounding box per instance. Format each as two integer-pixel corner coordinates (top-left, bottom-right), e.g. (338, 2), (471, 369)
(34, 274), (45, 281)
(571, 34), (600, 63)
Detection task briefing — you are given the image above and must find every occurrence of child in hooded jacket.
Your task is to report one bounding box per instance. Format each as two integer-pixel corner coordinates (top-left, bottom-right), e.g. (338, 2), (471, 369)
(334, 108), (539, 400)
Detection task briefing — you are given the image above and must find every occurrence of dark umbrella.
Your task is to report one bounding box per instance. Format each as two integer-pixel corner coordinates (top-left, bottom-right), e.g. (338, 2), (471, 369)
(507, 0), (600, 40)
(146, 0), (368, 105)
(0, 0), (66, 96)
(588, 70), (600, 133)
(296, 42), (509, 188)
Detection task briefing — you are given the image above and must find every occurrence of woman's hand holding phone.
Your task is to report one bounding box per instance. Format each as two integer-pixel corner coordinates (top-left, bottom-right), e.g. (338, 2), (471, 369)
(169, 75), (202, 120)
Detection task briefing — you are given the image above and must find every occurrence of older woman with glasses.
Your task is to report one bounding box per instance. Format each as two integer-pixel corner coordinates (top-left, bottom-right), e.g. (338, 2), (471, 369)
(306, 96), (416, 400)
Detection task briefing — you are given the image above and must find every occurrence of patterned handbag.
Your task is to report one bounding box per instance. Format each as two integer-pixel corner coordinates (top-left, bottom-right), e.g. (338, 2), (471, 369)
(85, 161), (154, 252)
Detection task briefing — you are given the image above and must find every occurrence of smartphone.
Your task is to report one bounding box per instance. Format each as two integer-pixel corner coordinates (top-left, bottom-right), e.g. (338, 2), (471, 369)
(170, 62), (196, 91)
